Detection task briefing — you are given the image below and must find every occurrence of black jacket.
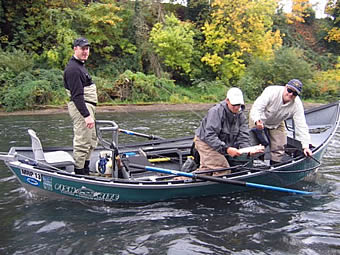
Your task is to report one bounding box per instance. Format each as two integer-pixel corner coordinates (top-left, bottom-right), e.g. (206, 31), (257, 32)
(64, 56), (94, 117)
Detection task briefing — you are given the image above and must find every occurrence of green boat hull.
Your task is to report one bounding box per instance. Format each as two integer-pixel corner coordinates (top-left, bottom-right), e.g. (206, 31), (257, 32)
(7, 149), (323, 203)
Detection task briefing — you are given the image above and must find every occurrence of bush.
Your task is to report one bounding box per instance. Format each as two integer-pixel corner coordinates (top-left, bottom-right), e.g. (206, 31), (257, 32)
(237, 75), (265, 101)
(98, 70), (177, 103)
(237, 47), (314, 100)
(96, 70), (229, 104)
(308, 65), (340, 101)
(3, 80), (54, 111)
(1, 69), (67, 111)
(0, 48), (34, 75)
(0, 49), (68, 110)
(92, 56), (140, 79)
(0, 48), (35, 88)
(191, 79), (228, 102)
(94, 76), (116, 103)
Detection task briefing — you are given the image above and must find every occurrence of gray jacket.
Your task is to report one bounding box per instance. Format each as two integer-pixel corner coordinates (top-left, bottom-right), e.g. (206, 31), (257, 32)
(195, 100), (251, 155)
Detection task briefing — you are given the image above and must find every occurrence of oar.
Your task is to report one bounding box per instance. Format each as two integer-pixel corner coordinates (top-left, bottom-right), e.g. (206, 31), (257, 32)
(131, 164), (313, 195)
(119, 129), (164, 140)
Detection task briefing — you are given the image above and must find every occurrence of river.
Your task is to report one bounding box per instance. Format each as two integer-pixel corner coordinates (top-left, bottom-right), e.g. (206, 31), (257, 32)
(0, 109), (339, 254)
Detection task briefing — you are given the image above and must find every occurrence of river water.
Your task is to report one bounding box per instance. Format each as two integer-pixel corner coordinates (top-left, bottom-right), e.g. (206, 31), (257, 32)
(0, 109), (339, 254)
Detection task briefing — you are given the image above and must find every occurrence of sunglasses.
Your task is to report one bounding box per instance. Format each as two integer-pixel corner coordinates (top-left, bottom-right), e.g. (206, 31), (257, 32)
(287, 88), (299, 96)
(231, 104), (241, 107)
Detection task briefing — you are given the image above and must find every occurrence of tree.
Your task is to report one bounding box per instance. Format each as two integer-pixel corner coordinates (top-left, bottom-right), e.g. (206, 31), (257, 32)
(0, 0), (137, 69)
(325, 0), (340, 44)
(186, 0), (211, 27)
(286, 0), (312, 24)
(201, 0), (282, 84)
(237, 47), (314, 100)
(0, 0), (88, 68)
(149, 13), (195, 76)
(78, 1), (136, 60)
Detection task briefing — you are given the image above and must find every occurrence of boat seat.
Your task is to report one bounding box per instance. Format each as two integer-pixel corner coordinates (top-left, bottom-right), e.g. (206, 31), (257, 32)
(28, 129), (75, 168)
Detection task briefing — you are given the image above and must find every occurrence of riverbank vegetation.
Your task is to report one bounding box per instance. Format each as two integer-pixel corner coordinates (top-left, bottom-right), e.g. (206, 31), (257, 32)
(0, 0), (339, 112)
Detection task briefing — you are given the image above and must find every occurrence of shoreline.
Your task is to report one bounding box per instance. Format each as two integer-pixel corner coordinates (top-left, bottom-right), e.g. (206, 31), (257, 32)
(0, 102), (323, 116)
(0, 103), (215, 116)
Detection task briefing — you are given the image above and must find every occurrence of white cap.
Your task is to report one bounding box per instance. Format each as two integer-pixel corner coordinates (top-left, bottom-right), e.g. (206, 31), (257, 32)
(227, 87), (244, 105)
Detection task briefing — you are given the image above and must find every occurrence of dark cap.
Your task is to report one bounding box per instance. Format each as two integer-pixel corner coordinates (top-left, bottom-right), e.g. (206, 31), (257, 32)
(287, 79), (303, 94)
(73, 37), (90, 47)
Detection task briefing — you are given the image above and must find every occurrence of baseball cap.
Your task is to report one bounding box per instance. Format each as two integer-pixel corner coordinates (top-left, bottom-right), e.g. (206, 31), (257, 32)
(73, 37), (90, 47)
(227, 87), (244, 105)
(287, 79), (303, 94)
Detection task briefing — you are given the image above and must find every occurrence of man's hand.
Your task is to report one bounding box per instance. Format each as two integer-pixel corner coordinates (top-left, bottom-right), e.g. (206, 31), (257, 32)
(255, 120), (264, 130)
(85, 116), (95, 129)
(227, 147), (241, 157)
(303, 147), (313, 157)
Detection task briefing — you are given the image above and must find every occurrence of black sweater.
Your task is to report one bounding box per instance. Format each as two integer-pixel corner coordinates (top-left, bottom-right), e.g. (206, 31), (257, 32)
(63, 56), (94, 117)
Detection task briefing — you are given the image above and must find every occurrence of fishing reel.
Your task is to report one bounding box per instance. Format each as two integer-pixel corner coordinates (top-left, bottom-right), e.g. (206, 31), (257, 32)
(96, 151), (113, 176)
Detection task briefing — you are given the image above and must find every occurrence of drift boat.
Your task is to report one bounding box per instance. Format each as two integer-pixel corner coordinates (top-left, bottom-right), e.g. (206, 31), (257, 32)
(0, 101), (339, 203)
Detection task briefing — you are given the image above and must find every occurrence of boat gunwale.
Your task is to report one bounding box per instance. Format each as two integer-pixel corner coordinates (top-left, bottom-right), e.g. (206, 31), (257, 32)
(5, 144), (324, 189)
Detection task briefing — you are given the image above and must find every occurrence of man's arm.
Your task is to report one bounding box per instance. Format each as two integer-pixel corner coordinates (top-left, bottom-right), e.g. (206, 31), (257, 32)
(249, 87), (271, 126)
(65, 68), (90, 118)
(292, 99), (312, 156)
(201, 107), (226, 154)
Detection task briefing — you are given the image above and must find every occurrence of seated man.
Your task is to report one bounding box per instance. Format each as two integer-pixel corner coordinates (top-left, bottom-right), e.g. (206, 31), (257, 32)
(194, 87), (264, 176)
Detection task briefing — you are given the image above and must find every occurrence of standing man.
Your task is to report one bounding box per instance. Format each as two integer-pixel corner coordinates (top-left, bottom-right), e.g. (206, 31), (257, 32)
(249, 79), (313, 164)
(194, 87), (264, 176)
(64, 37), (98, 175)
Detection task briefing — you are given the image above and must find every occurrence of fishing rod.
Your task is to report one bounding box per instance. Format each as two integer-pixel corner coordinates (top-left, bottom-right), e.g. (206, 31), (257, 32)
(130, 164), (314, 195)
(118, 128), (164, 140)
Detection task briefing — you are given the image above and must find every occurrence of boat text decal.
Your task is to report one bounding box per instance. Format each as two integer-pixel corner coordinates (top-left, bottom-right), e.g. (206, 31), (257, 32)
(21, 169), (42, 182)
(54, 183), (120, 202)
(43, 176), (53, 191)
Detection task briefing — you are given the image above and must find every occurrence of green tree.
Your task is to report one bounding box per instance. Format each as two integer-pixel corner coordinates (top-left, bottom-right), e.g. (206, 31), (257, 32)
(0, 0), (137, 69)
(0, 0), (84, 68)
(186, 0), (211, 26)
(78, 1), (136, 59)
(150, 13), (195, 76)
